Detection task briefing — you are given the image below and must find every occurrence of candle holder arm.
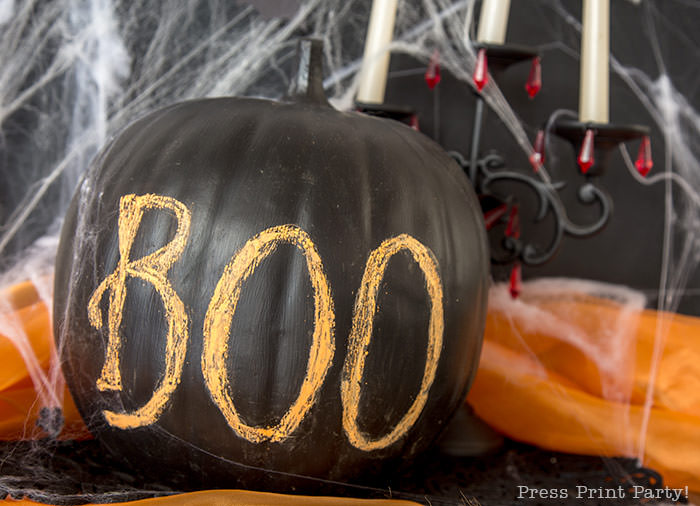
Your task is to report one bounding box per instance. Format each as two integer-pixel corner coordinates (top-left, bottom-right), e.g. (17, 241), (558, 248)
(450, 148), (612, 266)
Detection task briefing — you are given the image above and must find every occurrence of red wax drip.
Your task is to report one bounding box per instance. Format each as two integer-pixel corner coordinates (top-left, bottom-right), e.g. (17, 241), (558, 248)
(635, 135), (653, 177)
(525, 57), (542, 98)
(425, 50), (441, 89)
(473, 48), (488, 92)
(410, 114), (420, 131)
(509, 262), (522, 299)
(529, 129), (546, 172)
(577, 129), (595, 174)
(483, 203), (508, 230)
(505, 205), (520, 238)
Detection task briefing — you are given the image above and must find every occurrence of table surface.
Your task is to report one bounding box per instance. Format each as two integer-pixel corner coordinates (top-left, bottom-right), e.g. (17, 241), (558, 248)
(0, 439), (677, 506)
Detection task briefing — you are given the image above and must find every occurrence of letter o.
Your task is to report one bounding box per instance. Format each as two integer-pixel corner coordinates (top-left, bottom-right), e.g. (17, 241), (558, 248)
(202, 225), (335, 443)
(341, 234), (444, 451)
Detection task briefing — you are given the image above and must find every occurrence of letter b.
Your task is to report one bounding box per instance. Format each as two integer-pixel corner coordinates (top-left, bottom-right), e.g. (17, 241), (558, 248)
(88, 193), (191, 429)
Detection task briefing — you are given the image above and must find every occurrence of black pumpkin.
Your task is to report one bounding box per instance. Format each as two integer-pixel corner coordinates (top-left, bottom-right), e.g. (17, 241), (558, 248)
(54, 40), (489, 490)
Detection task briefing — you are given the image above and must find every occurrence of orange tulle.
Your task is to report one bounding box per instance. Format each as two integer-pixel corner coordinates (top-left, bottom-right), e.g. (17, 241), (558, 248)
(468, 282), (700, 492)
(0, 280), (89, 440)
(1, 278), (699, 504)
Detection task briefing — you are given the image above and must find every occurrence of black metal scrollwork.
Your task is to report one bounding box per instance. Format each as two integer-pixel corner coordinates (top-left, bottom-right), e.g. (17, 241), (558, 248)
(449, 148), (612, 266)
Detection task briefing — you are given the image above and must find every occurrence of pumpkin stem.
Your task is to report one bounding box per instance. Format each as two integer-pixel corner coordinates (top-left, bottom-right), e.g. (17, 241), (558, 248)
(291, 38), (331, 107)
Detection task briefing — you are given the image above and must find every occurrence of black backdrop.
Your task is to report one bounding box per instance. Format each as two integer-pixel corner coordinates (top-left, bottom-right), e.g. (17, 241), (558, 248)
(1, 0), (698, 314)
(382, 0), (700, 316)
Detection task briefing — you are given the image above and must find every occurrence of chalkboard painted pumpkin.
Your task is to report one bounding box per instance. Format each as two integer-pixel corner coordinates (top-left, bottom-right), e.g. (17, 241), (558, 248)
(54, 40), (489, 489)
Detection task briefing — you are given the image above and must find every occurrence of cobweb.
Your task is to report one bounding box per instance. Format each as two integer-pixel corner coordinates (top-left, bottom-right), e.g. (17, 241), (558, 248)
(0, 0), (698, 502)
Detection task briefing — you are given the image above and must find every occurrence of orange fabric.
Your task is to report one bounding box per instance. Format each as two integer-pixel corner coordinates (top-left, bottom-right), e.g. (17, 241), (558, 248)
(467, 284), (700, 492)
(0, 281), (89, 440)
(4, 490), (415, 505)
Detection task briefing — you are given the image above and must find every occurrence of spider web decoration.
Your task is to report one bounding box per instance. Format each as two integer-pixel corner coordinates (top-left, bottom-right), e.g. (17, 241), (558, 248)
(0, 0), (698, 503)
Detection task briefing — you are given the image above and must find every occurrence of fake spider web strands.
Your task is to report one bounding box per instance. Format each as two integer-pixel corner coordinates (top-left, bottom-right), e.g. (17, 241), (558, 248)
(550, 0), (700, 466)
(0, 0), (698, 502)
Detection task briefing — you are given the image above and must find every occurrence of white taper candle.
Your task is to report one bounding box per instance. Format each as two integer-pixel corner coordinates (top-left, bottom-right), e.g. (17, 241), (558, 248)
(356, 0), (399, 104)
(579, 0), (610, 123)
(476, 0), (511, 44)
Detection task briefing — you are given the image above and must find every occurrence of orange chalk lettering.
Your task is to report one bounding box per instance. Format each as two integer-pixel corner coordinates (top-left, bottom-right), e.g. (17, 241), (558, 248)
(202, 225), (335, 443)
(88, 193), (191, 429)
(341, 234), (444, 451)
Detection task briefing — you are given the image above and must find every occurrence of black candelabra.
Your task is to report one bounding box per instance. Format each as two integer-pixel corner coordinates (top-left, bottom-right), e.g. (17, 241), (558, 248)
(359, 41), (652, 296)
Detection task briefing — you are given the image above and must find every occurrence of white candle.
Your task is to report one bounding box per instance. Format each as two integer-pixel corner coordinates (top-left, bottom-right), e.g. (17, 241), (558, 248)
(356, 0), (399, 104)
(476, 0), (511, 44)
(578, 0), (610, 123)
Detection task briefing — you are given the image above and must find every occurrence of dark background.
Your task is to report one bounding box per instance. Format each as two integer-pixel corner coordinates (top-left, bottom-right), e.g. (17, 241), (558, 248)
(380, 0), (700, 316)
(1, 0), (698, 314)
